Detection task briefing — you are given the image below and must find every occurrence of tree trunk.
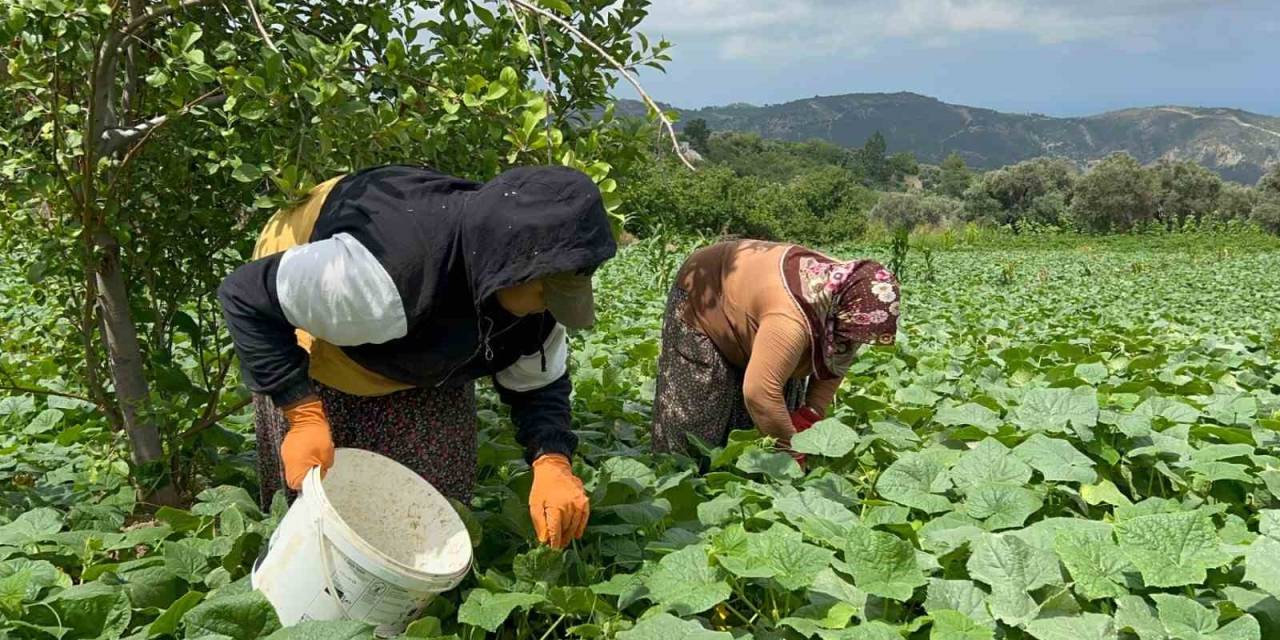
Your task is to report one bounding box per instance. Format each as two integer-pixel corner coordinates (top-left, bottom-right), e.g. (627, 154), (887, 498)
(95, 232), (183, 507)
(94, 232), (163, 464)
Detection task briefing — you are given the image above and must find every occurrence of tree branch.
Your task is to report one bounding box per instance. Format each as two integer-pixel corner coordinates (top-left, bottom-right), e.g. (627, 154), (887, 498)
(182, 396), (252, 439)
(505, 0), (695, 171)
(506, 1), (555, 105)
(245, 0), (280, 53)
(0, 385), (95, 404)
(92, 0), (222, 147)
(99, 92), (227, 156)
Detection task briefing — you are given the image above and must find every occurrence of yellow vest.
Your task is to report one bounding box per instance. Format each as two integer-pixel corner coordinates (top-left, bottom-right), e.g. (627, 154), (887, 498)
(251, 177), (412, 397)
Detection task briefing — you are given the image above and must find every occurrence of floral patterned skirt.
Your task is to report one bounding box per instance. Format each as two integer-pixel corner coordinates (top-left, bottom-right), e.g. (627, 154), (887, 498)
(651, 285), (805, 454)
(253, 381), (478, 511)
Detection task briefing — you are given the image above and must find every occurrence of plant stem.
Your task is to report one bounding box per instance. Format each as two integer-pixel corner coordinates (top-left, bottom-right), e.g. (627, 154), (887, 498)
(538, 614), (566, 640)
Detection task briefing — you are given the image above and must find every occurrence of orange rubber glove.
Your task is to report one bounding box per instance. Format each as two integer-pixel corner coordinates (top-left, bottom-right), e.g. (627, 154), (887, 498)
(281, 399), (335, 490)
(528, 454), (589, 549)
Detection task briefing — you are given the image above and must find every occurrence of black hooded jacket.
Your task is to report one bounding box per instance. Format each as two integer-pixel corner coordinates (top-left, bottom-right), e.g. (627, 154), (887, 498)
(217, 164), (617, 461)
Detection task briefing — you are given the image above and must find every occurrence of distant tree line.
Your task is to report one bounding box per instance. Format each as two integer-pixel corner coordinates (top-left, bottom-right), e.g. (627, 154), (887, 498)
(623, 121), (1280, 241)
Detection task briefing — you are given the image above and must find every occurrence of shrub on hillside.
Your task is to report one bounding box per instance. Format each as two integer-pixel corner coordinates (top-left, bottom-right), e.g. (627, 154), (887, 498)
(1259, 165), (1280, 198)
(622, 162), (763, 237)
(622, 161), (874, 242)
(870, 192), (962, 232)
(1214, 182), (1258, 221)
(1253, 196), (1280, 236)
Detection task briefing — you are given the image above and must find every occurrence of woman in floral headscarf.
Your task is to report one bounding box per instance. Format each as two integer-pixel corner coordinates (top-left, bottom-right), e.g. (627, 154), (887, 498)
(651, 240), (899, 456)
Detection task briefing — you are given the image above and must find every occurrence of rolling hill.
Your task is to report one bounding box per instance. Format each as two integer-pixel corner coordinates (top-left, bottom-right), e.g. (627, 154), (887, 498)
(623, 92), (1280, 183)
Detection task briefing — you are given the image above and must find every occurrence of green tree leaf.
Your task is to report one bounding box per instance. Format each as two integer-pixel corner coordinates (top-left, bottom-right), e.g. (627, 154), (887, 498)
(533, 0), (573, 16)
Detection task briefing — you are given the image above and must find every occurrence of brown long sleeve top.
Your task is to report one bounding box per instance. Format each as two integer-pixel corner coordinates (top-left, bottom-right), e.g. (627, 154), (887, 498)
(677, 240), (842, 439)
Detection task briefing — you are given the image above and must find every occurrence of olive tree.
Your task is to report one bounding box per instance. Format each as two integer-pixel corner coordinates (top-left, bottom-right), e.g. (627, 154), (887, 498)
(1070, 153), (1158, 233)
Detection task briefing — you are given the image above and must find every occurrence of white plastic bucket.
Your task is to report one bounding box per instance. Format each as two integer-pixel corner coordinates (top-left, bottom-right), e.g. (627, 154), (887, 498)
(252, 448), (473, 636)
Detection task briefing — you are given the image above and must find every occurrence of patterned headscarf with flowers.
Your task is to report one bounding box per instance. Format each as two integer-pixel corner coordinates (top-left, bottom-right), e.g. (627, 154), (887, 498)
(780, 247), (900, 380)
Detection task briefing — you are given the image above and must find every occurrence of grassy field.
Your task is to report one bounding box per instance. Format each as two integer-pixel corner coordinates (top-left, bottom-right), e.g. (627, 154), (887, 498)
(2, 234), (1279, 639)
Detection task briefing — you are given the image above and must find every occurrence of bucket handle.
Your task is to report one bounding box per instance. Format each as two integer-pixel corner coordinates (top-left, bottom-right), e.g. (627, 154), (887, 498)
(315, 515), (358, 621)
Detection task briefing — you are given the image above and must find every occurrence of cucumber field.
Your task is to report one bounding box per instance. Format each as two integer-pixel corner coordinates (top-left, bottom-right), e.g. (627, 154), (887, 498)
(4, 236), (1280, 639)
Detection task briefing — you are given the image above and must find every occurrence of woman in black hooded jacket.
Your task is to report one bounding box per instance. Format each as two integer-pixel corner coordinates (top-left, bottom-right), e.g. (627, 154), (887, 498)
(217, 164), (616, 549)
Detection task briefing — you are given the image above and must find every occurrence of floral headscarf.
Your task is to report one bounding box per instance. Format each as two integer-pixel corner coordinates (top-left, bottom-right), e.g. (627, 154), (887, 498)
(781, 247), (900, 380)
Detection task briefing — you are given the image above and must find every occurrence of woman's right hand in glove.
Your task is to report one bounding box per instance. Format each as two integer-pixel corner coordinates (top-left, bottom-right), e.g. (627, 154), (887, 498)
(281, 397), (335, 490)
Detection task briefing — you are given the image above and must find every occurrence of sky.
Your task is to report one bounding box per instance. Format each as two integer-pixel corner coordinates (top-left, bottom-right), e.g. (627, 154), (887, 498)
(627, 0), (1280, 117)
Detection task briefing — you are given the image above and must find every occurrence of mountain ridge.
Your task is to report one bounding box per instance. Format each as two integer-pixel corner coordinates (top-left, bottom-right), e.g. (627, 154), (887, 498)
(619, 92), (1280, 183)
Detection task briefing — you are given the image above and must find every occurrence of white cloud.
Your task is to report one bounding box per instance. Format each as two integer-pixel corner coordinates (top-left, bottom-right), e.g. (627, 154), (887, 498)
(642, 0), (1239, 60)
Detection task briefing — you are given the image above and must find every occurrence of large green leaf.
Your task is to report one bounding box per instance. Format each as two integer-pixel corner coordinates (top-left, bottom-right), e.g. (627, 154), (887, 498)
(717, 524), (835, 591)
(1024, 613), (1116, 640)
(964, 483), (1043, 530)
(1115, 510), (1231, 587)
(30, 582), (131, 640)
(1245, 536), (1280, 598)
(809, 567), (867, 610)
(165, 538), (212, 583)
(1120, 396), (1202, 435)
(736, 449), (803, 480)
(966, 533), (1060, 593)
(930, 610), (994, 639)
(616, 613), (732, 640)
(1012, 387), (1099, 440)
(182, 590), (281, 639)
(643, 544), (731, 615)
(842, 525), (926, 601)
(147, 591), (205, 637)
(773, 491), (858, 546)
(1013, 434), (1098, 484)
(262, 620), (376, 639)
(0, 508), (62, 546)
(934, 403), (1002, 432)
(1054, 529), (1132, 600)
(924, 579), (994, 628)
(1153, 593), (1261, 640)
(792, 419), (860, 458)
(876, 451), (955, 514)
(949, 439), (1032, 493)
(457, 590), (545, 632)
